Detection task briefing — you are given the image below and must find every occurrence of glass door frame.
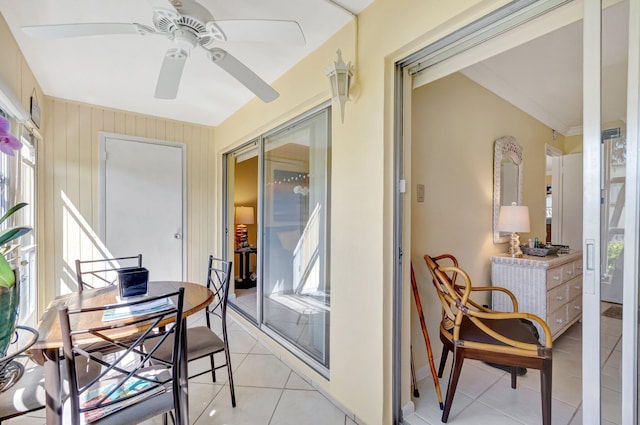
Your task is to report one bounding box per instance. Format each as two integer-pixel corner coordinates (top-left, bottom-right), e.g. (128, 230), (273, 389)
(581, 0), (602, 421)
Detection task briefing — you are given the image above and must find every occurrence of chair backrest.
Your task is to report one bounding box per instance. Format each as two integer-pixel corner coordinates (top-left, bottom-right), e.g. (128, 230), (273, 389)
(204, 256), (232, 330)
(59, 288), (185, 425)
(424, 255), (461, 324)
(75, 254), (143, 292)
(424, 254), (491, 314)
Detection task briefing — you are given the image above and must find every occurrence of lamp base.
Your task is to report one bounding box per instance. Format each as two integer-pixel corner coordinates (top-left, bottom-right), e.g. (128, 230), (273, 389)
(508, 232), (523, 258)
(235, 224), (248, 250)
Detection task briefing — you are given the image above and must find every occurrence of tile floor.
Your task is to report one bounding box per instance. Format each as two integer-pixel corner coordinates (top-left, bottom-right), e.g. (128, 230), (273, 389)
(6, 303), (625, 425)
(6, 309), (355, 425)
(404, 302), (624, 425)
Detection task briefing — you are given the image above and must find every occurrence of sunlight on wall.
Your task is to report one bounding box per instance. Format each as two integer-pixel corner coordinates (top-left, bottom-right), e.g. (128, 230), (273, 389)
(60, 190), (115, 294)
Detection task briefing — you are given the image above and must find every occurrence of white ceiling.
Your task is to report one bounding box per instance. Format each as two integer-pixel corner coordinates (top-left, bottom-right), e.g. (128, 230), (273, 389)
(0, 0), (373, 126)
(461, 1), (629, 136)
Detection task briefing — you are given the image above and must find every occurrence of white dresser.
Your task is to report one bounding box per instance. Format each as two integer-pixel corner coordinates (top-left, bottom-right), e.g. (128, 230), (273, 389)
(490, 251), (583, 344)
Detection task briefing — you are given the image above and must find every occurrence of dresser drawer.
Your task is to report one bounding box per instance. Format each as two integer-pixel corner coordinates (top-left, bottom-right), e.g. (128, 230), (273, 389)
(547, 266), (564, 289)
(563, 262), (578, 282)
(568, 277), (582, 300)
(568, 295), (582, 322)
(573, 259), (583, 277)
(547, 283), (569, 313)
(548, 305), (568, 335)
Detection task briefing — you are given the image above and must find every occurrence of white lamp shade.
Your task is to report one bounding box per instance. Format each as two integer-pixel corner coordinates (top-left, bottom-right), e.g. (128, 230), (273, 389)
(235, 206), (254, 225)
(497, 204), (530, 233)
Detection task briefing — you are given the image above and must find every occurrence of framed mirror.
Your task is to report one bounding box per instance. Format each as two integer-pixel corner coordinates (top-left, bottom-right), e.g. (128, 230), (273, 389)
(493, 136), (523, 243)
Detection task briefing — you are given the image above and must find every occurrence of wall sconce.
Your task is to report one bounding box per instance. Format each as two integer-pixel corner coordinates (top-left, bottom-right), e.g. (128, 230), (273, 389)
(497, 202), (530, 258)
(326, 49), (353, 123)
(235, 206), (254, 250)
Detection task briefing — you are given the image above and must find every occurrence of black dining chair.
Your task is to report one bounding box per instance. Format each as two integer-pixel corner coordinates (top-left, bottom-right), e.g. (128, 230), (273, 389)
(146, 255), (236, 407)
(75, 254), (143, 292)
(59, 287), (187, 425)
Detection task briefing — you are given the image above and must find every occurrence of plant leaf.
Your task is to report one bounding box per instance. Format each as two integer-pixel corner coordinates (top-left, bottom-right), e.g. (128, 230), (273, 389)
(0, 255), (15, 288)
(0, 227), (31, 246)
(0, 202), (27, 226)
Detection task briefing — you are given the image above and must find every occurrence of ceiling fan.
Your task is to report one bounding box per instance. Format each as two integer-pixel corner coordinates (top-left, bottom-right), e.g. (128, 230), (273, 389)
(21, 0), (306, 102)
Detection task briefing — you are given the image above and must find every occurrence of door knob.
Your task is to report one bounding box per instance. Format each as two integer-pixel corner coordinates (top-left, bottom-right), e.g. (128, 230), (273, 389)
(174, 233), (182, 239)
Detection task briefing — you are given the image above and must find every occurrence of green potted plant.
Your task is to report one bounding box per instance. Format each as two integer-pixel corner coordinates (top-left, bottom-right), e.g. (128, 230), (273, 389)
(0, 115), (32, 357)
(0, 205), (31, 358)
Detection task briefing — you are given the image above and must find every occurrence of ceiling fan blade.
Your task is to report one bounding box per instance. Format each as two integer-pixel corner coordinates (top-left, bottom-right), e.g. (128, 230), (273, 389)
(155, 49), (188, 100)
(22, 23), (142, 39)
(147, 0), (178, 11)
(208, 48), (279, 103)
(215, 20), (305, 45)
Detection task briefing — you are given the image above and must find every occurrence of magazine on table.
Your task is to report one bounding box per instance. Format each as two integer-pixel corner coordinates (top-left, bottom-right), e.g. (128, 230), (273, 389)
(102, 297), (174, 322)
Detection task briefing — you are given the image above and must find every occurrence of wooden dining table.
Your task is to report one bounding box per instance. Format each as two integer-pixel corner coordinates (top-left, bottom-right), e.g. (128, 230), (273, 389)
(31, 280), (214, 425)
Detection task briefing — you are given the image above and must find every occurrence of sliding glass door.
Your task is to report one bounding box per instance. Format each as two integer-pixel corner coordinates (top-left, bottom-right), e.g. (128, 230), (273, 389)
(225, 105), (331, 371)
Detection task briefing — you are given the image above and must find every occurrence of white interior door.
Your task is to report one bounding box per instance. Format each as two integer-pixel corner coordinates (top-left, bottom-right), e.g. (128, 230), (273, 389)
(100, 134), (185, 281)
(560, 153), (583, 250)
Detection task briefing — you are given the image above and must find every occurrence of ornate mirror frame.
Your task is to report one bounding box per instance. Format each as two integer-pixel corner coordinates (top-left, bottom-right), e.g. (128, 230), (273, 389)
(493, 136), (523, 243)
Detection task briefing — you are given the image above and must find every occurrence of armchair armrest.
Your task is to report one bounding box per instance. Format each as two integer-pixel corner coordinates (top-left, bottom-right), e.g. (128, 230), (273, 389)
(450, 282), (519, 313)
(468, 286), (519, 312)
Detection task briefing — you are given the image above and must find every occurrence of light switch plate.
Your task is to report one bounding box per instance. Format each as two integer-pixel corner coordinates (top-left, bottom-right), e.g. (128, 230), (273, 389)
(416, 184), (425, 202)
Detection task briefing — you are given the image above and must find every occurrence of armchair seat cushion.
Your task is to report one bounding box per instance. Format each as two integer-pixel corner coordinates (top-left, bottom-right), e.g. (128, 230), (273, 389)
(458, 316), (540, 346)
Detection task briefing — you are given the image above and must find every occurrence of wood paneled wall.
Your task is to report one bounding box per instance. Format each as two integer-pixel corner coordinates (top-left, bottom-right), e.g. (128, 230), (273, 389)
(39, 98), (217, 306)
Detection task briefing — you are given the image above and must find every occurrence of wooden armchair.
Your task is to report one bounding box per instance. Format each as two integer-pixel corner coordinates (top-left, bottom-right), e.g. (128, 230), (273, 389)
(424, 254), (552, 424)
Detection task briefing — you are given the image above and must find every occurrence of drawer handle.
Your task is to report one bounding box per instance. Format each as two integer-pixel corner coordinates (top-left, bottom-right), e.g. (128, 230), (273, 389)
(575, 285), (581, 290)
(556, 319), (564, 324)
(574, 306), (581, 310)
(553, 276), (561, 281)
(555, 296), (564, 301)
(566, 271), (573, 275)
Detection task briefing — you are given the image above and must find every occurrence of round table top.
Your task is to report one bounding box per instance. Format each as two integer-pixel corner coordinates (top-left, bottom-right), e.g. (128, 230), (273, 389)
(31, 281), (213, 353)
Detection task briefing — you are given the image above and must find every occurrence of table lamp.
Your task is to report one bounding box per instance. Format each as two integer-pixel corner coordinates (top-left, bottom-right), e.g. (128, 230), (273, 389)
(497, 202), (530, 258)
(235, 206), (254, 249)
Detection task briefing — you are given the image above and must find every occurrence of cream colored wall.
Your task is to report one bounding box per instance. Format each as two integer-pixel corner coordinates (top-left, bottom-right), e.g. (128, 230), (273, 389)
(0, 13), (44, 119)
(564, 134), (584, 153)
(39, 98), (216, 304)
(409, 72), (563, 373)
(213, 1), (517, 423)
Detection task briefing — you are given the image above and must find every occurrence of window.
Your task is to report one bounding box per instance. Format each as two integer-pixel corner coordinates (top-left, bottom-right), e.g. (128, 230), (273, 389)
(17, 128), (37, 326)
(0, 112), (37, 326)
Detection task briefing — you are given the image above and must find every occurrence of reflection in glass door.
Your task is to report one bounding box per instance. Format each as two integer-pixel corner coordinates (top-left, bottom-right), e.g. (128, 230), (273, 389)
(262, 109), (330, 368)
(601, 127), (626, 304)
(226, 141), (259, 323)
(598, 2), (630, 423)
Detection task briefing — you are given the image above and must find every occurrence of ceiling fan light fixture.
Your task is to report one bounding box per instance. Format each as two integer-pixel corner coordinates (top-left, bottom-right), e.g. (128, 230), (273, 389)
(172, 29), (198, 50)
